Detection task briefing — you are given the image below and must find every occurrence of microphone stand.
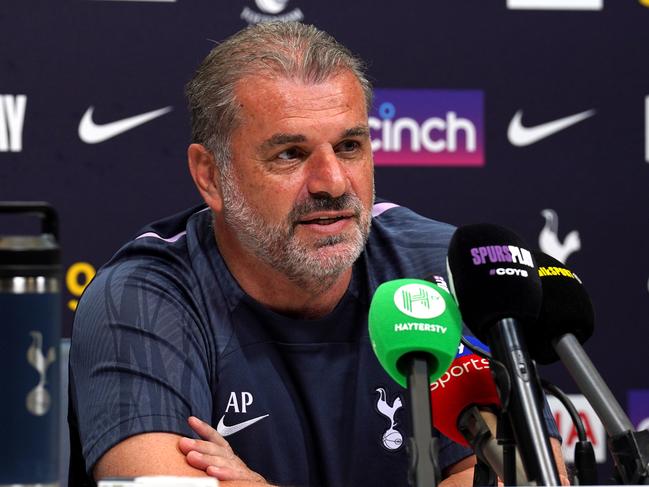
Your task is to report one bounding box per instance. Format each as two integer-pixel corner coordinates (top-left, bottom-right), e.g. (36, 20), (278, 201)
(554, 334), (649, 484)
(473, 458), (498, 487)
(488, 318), (561, 486)
(496, 411), (520, 486)
(406, 353), (440, 487)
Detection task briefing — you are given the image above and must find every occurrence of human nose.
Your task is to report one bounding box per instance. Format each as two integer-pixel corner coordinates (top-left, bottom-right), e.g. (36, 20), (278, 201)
(306, 146), (348, 198)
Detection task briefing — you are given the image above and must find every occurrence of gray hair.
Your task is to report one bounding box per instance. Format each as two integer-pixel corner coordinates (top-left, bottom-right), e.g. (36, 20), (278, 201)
(185, 21), (373, 170)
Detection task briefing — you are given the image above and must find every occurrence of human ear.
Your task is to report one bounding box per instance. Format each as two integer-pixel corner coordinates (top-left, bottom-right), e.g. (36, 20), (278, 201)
(187, 143), (223, 212)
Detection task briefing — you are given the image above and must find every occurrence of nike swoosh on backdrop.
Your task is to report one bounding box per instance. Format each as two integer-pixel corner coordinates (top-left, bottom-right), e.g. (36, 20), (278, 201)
(78, 106), (172, 144)
(216, 414), (270, 437)
(507, 108), (596, 147)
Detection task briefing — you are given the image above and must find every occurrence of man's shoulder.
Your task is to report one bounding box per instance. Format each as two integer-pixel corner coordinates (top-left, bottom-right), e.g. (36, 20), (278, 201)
(361, 200), (456, 287)
(369, 200), (456, 247)
(94, 204), (210, 279)
(75, 205), (222, 322)
(132, 204), (210, 246)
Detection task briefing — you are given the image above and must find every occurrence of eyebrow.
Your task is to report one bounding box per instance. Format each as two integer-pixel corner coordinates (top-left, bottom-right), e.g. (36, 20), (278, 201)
(260, 133), (307, 152)
(259, 124), (371, 152)
(342, 124), (370, 138)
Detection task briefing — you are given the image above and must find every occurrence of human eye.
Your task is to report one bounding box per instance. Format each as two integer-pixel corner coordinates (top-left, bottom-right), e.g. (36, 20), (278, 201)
(335, 139), (362, 157)
(276, 146), (304, 161)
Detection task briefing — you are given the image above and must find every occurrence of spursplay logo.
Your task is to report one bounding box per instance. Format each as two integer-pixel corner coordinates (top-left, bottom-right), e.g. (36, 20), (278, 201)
(393, 283), (446, 319)
(470, 245), (534, 268)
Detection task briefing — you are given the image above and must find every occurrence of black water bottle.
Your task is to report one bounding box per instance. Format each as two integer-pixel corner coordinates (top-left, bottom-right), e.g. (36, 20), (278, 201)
(0, 202), (61, 486)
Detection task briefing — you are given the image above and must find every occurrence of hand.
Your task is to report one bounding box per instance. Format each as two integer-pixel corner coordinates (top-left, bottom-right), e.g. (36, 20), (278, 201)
(178, 416), (268, 484)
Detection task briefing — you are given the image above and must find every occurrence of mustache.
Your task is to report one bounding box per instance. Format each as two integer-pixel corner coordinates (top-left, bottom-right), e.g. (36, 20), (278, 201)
(289, 193), (364, 222)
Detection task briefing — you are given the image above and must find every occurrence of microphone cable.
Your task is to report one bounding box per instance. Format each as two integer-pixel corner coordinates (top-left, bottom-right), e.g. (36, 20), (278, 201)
(542, 379), (597, 485)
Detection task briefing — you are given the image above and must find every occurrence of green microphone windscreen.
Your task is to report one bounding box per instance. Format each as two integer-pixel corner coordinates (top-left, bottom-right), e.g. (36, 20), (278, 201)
(369, 279), (463, 388)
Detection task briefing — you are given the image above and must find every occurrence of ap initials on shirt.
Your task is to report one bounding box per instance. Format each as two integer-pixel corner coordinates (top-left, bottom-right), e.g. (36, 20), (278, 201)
(226, 391), (254, 413)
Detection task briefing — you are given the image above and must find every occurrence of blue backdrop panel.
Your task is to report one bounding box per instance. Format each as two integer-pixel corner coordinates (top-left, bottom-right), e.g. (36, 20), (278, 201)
(1, 0), (648, 483)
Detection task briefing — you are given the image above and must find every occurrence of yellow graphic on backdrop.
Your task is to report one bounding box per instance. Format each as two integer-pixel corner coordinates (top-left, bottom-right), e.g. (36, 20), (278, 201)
(66, 262), (96, 311)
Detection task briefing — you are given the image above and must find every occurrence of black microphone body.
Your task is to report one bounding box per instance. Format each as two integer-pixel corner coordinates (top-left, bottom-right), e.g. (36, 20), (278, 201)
(447, 224), (561, 486)
(489, 318), (559, 486)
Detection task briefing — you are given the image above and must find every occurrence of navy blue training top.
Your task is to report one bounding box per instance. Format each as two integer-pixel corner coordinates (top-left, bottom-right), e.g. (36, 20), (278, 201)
(68, 201), (558, 486)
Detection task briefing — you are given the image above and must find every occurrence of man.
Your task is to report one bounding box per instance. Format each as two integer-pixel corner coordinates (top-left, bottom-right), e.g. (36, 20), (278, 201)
(69, 22), (567, 486)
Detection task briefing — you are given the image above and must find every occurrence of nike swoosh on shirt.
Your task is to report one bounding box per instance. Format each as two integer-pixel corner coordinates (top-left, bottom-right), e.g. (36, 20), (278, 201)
(216, 414), (270, 437)
(507, 108), (595, 147)
(78, 105), (172, 144)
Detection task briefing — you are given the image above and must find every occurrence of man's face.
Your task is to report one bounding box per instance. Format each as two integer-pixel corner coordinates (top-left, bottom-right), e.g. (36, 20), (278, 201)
(217, 70), (374, 286)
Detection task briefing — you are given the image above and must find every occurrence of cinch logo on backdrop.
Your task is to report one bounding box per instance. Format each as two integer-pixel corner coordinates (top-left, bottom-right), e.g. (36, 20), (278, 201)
(628, 389), (649, 431)
(369, 89), (484, 167)
(241, 0), (304, 24)
(548, 394), (607, 463)
(0, 94), (26, 152)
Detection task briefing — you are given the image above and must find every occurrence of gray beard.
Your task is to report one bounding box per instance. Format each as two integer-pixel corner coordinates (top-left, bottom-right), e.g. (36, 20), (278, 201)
(218, 169), (372, 291)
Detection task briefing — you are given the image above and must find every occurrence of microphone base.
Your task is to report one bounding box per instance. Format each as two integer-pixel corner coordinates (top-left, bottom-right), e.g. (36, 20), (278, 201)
(473, 458), (498, 487)
(609, 429), (649, 485)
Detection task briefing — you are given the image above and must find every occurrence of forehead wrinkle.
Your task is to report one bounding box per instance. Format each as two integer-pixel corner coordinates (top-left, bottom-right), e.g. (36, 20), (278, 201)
(280, 103), (352, 120)
(279, 89), (352, 114)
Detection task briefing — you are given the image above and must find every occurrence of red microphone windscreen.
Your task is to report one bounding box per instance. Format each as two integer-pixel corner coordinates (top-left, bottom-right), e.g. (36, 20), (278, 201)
(429, 341), (500, 446)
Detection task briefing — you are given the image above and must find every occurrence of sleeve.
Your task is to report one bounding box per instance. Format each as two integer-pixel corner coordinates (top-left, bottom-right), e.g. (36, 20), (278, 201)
(544, 395), (562, 440)
(69, 260), (214, 474)
(436, 433), (474, 473)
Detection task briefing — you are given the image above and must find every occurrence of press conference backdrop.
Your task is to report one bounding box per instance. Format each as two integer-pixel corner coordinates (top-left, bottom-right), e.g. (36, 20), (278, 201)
(1, 0), (648, 482)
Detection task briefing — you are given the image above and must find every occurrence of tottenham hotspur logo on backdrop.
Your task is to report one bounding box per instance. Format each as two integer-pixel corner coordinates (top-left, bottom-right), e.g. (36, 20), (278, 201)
(241, 0), (304, 24)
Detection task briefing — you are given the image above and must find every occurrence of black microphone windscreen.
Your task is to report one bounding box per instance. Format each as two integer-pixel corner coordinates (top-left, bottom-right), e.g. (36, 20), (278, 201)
(446, 224), (542, 342)
(530, 251), (595, 364)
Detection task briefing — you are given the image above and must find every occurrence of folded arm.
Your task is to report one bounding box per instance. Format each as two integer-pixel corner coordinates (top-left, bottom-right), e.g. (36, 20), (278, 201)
(94, 431), (272, 487)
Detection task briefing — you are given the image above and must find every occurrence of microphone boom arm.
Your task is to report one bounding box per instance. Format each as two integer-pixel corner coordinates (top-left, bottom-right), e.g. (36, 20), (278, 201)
(554, 333), (649, 484)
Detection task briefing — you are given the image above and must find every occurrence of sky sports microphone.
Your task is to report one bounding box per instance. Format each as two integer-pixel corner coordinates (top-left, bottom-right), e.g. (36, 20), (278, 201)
(369, 278), (462, 487)
(534, 251), (649, 484)
(446, 223), (561, 486)
(429, 336), (530, 485)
